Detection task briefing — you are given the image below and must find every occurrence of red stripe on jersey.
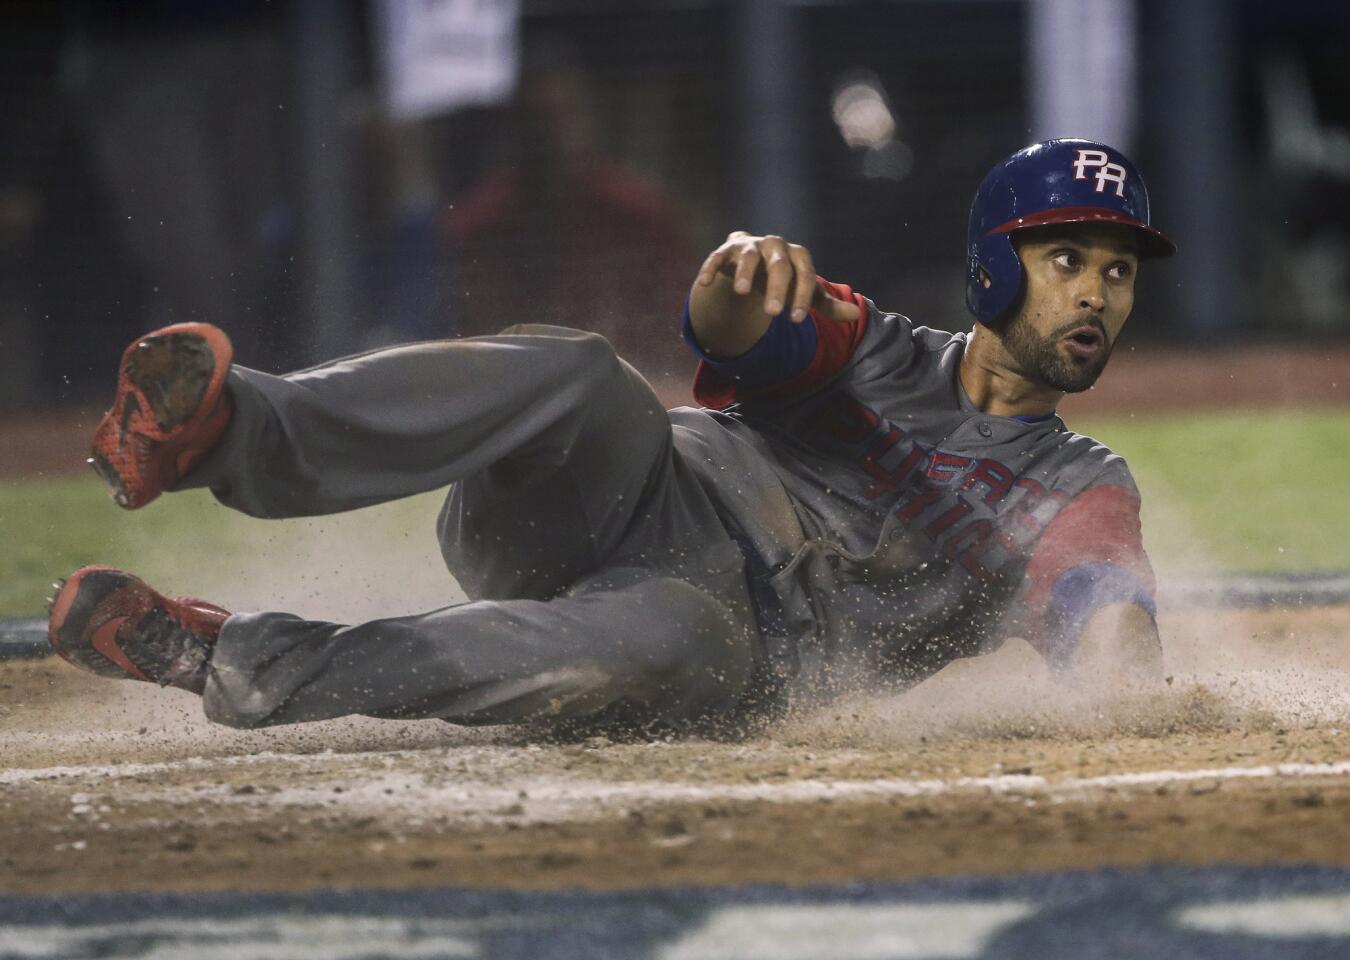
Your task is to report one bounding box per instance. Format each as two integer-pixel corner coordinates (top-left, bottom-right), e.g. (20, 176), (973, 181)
(1019, 484), (1155, 652)
(691, 277), (870, 409)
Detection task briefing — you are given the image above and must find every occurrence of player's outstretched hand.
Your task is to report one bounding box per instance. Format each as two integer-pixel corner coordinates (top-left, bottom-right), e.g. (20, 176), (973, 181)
(696, 231), (862, 324)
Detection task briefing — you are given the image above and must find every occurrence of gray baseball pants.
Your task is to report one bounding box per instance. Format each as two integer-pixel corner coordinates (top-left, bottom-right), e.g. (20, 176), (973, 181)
(178, 325), (762, 731)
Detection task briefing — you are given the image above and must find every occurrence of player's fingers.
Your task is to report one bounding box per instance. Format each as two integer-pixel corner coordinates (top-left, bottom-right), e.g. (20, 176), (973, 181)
(731, 244), (761, 295)
(812, 281), (862, 323)
(760, 237), (793, 316)
(697, 246), (731, 286)
(787, 244), (817, 322)
(698, 231), (761, 285)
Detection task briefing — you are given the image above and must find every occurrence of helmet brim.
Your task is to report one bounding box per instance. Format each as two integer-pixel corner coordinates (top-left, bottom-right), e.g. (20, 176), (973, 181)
(987, 205), (1176, 259)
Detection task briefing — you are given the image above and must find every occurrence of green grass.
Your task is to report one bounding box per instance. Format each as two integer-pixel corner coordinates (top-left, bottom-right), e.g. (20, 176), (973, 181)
(1073, 408), (1350, 577)
(0, 478), (446, 618)
(3, 409), (1347, 616)
(0, 478), (219, 617)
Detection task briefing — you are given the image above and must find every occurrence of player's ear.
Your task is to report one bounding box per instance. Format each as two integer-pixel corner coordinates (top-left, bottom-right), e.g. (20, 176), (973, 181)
(988, 279), (1029, 333)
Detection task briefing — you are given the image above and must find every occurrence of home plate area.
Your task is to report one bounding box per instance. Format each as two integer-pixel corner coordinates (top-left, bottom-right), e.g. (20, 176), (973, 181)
(4, 602), (1350, 957)
(2, 866), (1349, 960)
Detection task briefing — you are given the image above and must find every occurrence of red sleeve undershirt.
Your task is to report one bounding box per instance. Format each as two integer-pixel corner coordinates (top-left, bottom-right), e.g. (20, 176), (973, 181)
(1018, 483), (1157, 662)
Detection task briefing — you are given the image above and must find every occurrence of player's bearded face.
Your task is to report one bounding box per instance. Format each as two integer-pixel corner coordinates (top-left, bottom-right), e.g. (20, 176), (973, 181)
(1004, 225), (1138, 393)
(1001, 310), (1113, 393)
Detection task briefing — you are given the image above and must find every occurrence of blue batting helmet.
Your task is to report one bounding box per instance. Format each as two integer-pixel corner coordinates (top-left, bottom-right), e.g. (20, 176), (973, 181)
(965, 138), (1176, 326)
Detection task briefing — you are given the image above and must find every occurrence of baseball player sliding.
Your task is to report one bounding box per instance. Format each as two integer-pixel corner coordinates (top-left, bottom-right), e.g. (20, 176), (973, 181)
(48, 139), (1173, 734)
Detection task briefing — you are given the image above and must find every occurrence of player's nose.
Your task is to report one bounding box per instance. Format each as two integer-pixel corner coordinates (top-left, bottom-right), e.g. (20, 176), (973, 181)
(1076, 276), (1107, 312)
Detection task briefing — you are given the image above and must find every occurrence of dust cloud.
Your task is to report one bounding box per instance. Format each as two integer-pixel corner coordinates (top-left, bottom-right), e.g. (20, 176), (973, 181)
(39, 474), (1348, 762)
(4, 490), (478, 768)
(772, 479), (1350, 752)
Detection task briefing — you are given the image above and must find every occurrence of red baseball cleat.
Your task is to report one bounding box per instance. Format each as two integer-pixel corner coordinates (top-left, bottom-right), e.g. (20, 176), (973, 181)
(47, 566), (230, 694)
(89, 322), (234, 509)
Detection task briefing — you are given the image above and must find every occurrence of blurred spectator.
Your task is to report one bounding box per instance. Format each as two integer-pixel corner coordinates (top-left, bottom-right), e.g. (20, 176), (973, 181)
(446, 44), (696, 378)
(0, 2), (139, 409)
(361, 115), (454, 346)
(1253, 45), (1350, 334)
(60, 0), (297, 371)
(361, 0), (519, 346)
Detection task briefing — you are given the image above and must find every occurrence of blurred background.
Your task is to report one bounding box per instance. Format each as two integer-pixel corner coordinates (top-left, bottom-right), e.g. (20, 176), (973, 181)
(1, 0), (1348, 409)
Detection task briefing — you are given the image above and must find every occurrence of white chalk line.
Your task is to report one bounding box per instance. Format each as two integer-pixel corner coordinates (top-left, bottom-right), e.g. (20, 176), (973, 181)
(236, 761), (1350, 823)
(5, 751), (1350, 825)
(0, 749), (426, 786)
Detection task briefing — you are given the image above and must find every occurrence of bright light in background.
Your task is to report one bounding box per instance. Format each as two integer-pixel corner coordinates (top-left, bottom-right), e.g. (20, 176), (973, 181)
(832, 76), (895, 148)
(830, 70), (913, 181)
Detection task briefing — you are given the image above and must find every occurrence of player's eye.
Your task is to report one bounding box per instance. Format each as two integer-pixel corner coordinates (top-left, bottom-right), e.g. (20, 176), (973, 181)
(1107, 262), (1133, 280)
(1052, 251), (1079, 269)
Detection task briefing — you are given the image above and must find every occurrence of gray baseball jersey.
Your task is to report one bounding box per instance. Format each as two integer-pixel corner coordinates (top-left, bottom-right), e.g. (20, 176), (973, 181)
(673, 278), (1156, 693)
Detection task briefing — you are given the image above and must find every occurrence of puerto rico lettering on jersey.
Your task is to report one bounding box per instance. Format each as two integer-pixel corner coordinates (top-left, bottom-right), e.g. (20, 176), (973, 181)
(793, 390), (1068, 583)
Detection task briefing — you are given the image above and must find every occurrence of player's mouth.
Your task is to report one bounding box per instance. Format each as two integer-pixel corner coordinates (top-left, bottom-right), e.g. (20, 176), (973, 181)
(1061, 324), (1105, 361)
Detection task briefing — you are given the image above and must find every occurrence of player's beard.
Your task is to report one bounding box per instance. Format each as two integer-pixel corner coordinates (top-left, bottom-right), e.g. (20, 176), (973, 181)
(1001, 312), (1112, 393)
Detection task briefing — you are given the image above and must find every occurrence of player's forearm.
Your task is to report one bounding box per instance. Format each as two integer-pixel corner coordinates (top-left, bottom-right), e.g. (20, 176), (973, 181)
(687, 273), (775, 359)
(1070, 602), (1164, 689)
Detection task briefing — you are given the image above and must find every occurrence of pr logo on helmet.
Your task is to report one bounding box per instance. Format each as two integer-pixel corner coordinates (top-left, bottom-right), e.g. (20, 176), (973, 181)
(1071, 149), (1128, 198)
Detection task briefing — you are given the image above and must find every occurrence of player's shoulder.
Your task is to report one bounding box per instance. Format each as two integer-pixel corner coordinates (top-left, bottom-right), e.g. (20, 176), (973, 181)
(1049, 425), (1140, 493)
(854, 299), (967, 365)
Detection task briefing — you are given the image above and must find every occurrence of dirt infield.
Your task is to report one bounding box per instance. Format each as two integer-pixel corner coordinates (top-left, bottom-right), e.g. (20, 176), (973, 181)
(4, 604), (1348, 896)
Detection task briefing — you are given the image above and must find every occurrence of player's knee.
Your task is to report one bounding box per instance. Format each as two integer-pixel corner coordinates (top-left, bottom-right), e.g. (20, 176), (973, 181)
(496, 323), (616, 361)
(628, 579), (756, 690)
(563, 329), (623, 381)
(495, 324), (624, 393)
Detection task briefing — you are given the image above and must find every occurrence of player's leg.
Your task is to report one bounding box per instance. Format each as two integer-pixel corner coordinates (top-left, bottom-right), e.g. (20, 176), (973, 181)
(48, 563), (759, 730)
(62, 323), (771, 726)
(89, 321), (678, 599)
(89, 320), (692, 601)
(431, 324), (684, 601)
(435, 384), (717, 601)
(207, 566), (756, 729)
(174, 325), (672, 530)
